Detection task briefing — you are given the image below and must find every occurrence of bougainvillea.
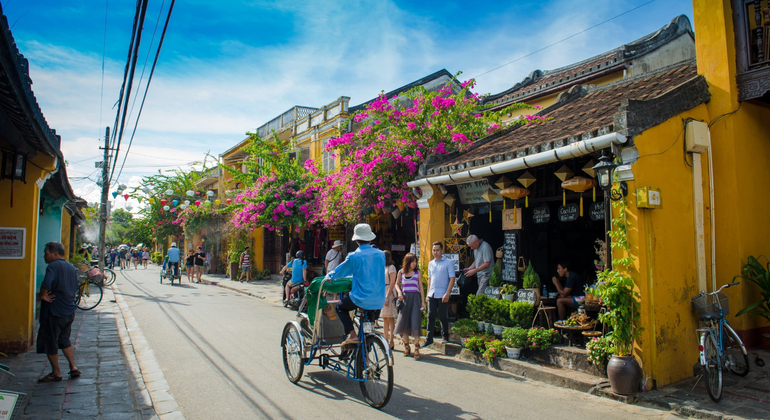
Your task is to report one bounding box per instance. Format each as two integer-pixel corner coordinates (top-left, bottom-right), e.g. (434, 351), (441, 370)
(312, 77), (547, 225)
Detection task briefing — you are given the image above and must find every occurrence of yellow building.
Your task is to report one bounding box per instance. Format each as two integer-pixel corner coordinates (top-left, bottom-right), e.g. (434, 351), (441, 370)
(408, 9), (770, 390)
(0, 13), (84, 353)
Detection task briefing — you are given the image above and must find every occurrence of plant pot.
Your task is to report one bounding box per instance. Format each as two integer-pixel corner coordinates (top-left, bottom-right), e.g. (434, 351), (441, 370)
(229, 262), (239, 279)
(421, 328), (428, 336)
(502, 294), (514, 301)
(484, 322), (493, 331)
(506, 347), (522, 359)
(492, 324), (504, 335)
(607, 355), (641, 395)
(478, 321), (486, 331)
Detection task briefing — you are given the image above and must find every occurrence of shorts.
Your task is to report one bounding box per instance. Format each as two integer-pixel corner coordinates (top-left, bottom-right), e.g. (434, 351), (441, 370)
(36, 313), (76, 355)
(572, 296), (585, 307)
(241, 265), (250, 273)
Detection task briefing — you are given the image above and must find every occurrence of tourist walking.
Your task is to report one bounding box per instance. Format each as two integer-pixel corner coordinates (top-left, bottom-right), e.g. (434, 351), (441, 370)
(380, 250), (398, 349)
(142, 248), (150, 268)
(185, 251), (195, 282)
(238, 246), (251, 283)
(394, 253), (426, 360)
(193, 246), (206, 283)
(424, 241), (456, 346)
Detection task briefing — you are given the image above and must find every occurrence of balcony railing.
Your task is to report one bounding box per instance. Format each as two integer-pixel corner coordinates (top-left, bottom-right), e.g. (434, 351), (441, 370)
(733, 0), (770, 102)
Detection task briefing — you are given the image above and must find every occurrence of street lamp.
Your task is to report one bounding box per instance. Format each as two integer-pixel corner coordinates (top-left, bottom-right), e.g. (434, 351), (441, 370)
(592, 151), (617, 192)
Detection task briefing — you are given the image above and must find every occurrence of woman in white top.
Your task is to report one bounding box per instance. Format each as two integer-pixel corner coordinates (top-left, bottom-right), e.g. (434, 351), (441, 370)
(380, 250), (398, 349)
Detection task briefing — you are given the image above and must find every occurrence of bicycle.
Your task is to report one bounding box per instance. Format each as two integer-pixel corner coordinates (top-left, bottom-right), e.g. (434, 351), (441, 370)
(75, 274), (103, 310)
(692, 281), (749, 402)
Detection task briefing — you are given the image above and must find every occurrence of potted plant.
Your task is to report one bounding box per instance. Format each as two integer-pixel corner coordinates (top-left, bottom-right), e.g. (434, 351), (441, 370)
(508, 301), (534, 328)
(466, 294), (488, 331)
(482, 339), (507, 363)
(734, 255), (770, 324)
(526, 327), (559, 351)
(482, 298), (497, 332)
(490, 261), (503, 289)
(451, 319), (481, 346)
(491, 299), (508, 335)
(500, 284), (517, 301)
(586, 336), (612, 377)
(522, 261), (541, 306)
(502, 326), (528, 359)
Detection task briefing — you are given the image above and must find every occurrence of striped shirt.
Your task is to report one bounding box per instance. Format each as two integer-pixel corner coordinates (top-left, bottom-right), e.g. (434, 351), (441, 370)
(241, 252), (250, 266)
(401, 271), (421, 293)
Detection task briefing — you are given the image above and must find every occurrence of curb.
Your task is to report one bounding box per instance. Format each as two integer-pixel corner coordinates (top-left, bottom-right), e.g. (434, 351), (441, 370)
(111, 281), (186, 420)
(636, 394), (732, 420)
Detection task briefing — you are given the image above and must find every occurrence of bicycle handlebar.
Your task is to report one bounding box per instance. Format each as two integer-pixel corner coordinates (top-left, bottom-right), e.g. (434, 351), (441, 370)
(712, 281), (740, 295)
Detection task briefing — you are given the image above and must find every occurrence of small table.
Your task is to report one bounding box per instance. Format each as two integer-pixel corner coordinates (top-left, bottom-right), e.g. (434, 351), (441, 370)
(553, 321), (597, 347)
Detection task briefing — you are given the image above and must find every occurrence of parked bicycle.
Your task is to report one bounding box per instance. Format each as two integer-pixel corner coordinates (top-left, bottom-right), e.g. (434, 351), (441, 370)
(692, 281), (749, 402)
(75, 273), (103, 310)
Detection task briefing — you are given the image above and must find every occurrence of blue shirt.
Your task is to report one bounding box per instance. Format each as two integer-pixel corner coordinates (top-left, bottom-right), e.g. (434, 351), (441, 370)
(167, 247), (180, 263)
(428, 256), (456, 298)
(41, 259), (78, 318)
(326, 244), (385, 310)
(290, 259), (307, 284)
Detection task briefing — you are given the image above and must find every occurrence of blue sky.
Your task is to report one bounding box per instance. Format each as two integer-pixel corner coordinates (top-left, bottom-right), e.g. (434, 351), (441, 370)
(4, 0), (694, 209)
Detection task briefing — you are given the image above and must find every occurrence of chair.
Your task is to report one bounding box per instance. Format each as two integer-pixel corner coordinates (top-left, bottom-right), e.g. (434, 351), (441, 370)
(531, 301), (557, 329)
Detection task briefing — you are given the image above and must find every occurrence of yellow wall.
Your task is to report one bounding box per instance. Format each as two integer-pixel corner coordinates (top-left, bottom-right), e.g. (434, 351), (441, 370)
(418, 185), (446, 271)
(0, 153), (57, 352)
(252, 227), (263, 271)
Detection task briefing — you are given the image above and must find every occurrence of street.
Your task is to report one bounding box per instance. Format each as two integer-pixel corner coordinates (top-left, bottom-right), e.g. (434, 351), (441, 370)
(114, 266), (683, 420)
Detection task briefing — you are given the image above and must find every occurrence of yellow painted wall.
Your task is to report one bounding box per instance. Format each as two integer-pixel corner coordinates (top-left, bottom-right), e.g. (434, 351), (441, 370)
(0, 153), (57, 352)
(252, 227), (263, 271)
(61, 210), (72, 261)
(418, 185), (446, 271)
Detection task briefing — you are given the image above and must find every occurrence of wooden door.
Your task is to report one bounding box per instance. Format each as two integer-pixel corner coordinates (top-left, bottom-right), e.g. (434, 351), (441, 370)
(264, 230), (282, 273)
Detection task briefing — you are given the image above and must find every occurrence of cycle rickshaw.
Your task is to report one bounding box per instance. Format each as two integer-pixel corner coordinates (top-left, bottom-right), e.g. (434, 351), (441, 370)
(280, 277), (394, 409)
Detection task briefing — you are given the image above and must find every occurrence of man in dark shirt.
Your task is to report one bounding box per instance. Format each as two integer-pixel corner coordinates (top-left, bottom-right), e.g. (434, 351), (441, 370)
(551, 261), (585, 320)
(37, 242), (81, 382)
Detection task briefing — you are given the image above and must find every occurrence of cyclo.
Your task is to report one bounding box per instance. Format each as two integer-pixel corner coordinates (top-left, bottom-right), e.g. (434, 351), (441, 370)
(280, 276), (394, 409)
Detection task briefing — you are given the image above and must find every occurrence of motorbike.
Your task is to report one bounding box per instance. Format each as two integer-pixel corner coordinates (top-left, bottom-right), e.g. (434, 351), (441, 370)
(282, 271), (309, 310)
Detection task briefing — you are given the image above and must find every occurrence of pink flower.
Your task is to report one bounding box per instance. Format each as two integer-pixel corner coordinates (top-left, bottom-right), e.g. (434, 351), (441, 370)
(407, 122), (416, 130)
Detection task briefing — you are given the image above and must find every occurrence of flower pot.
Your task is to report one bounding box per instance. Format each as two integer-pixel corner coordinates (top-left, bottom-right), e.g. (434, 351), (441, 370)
(478, 321), (486, 331)
(607, 355), (641, 395)
(421, 328), (427, 336)
(506, 347), (522, 359)
(492, 324), (504, 335)
(229, 262), (239, 280)
(484, 322), (493, 331)
(502, 293), (514, 301)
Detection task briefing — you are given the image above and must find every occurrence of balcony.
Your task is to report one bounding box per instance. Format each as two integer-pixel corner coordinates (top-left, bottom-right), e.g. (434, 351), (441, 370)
(733, 0), (770, 103)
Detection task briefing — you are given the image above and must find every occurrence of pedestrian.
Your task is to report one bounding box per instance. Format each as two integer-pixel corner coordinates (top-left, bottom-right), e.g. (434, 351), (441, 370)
(464, 234), (494, 295)
(185, 251), (195, 282)
(394, 253), (426, 359)
(142, 247), (150, 268)
(238, 246), (251, 283)
(282, 251), (307, 305)
(424, 241), (456, 347)
(193, 246), (206, 283)
(119, 247), (128, 269)
(109, 248), (117, 269)
(132, 248), (140, 269)
(36, 242), (81, 382)
(380, 250), (398, 349)
(324, 240), (344, 273)
(167, 242), (181, 278)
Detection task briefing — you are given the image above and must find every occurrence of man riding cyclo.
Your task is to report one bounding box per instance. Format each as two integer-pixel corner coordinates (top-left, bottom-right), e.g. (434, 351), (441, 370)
(324, 223), (385, 348)
(167, 242), (181, 278)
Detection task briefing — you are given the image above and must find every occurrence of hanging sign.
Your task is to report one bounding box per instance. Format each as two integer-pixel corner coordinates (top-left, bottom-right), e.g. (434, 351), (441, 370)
(444, 253), (461, 295)
(457, 179), (503, 204)
(0, 227), (25, 259)
(558, 203), (579, 222)
(502, 208), (522, 230)
(484, 286), (501, 299)
(516, 288), (537, 305)
(327, 225), (345, 241)
(589, 201), (605, 221)
(532, 206), (550, 224)
(502, 231), (517, 283)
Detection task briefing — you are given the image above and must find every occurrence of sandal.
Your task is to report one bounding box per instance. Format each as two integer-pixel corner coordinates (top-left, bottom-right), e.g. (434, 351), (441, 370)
(414, 347), (420, 360)
(403, 343), (411, 357)
(388, 340), (395, 349)
(38, 372), (62, 382)
(69, 369), (81, 378)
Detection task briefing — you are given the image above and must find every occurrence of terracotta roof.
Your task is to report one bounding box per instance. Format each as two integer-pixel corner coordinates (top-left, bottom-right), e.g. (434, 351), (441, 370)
(431, 62), (702, 173)
(350, 69), (457, 112)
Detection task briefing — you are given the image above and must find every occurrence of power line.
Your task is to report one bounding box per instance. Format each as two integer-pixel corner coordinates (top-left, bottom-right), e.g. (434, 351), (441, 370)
(472, 0), (658, 79)
(98, 0), (109, 142)
(125, 0), (166, 132)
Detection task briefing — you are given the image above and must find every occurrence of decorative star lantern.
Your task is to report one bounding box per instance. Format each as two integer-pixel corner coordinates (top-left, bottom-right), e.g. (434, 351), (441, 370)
(554, 165), (574, 205)
(462, 209), (474, 225)
(451, 218), (464, 236)
(500, 186), (530, 223)
(562, 177), (596, 217)
(481, 188), (498, 222)
(517, 171), (537, 207)
(494, 176), (512, 190)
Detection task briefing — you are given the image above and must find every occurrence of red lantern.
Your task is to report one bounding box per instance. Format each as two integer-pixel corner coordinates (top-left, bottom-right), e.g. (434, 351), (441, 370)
(195, 200), (201, 207)
(123, 194), (129, 201)
(226, 198), (232, 204)
(160, 199), (167, 205)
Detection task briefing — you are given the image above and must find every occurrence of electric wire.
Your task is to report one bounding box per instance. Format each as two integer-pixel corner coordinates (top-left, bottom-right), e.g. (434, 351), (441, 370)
(98, 0), (109, 142)
(125, 0), (166, 132)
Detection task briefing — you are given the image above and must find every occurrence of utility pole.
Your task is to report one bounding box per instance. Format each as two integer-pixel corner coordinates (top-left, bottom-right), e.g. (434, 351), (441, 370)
(98, 126), (111, 275)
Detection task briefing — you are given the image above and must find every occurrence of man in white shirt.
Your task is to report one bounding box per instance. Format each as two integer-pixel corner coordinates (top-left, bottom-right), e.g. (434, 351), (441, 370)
(324, 240), (344, 273)
(425, 241), (456, 346)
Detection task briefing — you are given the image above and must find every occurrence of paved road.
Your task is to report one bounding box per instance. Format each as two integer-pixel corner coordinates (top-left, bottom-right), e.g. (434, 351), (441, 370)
(115, 266), (684, 420)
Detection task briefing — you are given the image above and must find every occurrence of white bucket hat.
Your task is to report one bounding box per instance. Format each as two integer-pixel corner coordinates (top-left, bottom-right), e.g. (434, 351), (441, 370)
(351, 223), (376, 241)
(332, 240), (344, 248)
(171, 242), (177, 247)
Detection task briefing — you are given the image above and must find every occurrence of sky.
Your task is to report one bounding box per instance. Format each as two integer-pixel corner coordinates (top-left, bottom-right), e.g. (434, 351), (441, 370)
(4, 0), (694, 212)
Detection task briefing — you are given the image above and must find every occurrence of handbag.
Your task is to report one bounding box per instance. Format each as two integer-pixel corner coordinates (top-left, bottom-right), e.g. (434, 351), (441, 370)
(396, 299), (405, 312)
(456, 272), (467, 288)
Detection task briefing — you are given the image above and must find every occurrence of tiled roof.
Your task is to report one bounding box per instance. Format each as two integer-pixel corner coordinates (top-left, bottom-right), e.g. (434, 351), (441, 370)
(431, 62), (702, 174)
(350, 69), (456, 112)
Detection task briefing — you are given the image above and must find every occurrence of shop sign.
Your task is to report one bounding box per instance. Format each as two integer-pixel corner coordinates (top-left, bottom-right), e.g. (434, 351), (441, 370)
(391, 244), (405, 252)
(501, 231), (517, 283)
(444, 253), (461, 295)
(558, 203), (579, 222)
(484, 286), (501, 299)
(532, 206), (550, 224)
(501, 208), (522, 230)
(589, 201), (605, 221)
(0, 389), (25, 420)
(0, 227), (25, 259)
(456, 179), (503, 204)
(517, 289), (537, 304)
(327, 225), (345, 241)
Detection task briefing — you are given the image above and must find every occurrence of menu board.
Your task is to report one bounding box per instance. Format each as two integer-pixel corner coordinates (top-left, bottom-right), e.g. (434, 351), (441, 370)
(532, 206), (550, 224)
(502, 231), (517, 283)
(444, 253), (461, 295)
(589, 201), (605, 221)
(558, 203), (579, 222)
(517, 289), (537, 304)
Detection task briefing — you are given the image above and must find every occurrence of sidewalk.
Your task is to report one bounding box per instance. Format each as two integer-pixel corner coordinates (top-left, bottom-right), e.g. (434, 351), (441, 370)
(0, 286), (158, 420)
(197, 273), (283, 305)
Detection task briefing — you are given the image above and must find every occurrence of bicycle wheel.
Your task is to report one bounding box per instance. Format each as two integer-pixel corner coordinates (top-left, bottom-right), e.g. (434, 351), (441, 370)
(281, 323), (304, 383)
(103, 269), (116, 286)
(357, 335), (393, 409)
(724, 324), (750, 376)
(76, 280), (103, 310)
(702, 331), (723, 402)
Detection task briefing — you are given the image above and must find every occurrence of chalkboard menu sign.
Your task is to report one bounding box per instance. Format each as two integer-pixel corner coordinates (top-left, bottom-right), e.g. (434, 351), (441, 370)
(502, 231), (518, 283)
(589, 201), (605, 221)
(516, 288), (537, 304)
(558, 203), (579, 222)
(484, 286), (501, 299)
(533, 206), (550, 224)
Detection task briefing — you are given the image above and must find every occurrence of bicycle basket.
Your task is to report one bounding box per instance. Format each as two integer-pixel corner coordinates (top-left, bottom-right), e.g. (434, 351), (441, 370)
(691, 292), (729, 318)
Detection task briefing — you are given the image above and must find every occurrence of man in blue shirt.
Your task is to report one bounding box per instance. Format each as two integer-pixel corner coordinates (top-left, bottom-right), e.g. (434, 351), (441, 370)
(551, 260), (585, 320)
(425, 241), (456, 346)
(326, 223), (385, 347)
(167, 242), (181, 277)
(282, 251), (308, 304)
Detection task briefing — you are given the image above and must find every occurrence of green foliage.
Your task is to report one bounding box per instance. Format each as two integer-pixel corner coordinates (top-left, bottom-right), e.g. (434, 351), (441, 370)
(501, 326), (528, 349)
(490, 299), (511, 326)
(466, 294), (488, 321)
(490, 262), (503, 287)
(151, 251), (163, 264)
(451, 318), (480, 338)
(465, 333), (494, 352)
(526, 327), (559, 350)
(482, 339), (507, 362)
(508, 301), (534, 328)
(522, 261), (541, 289)
(261, 269), (271, 279)
(734, 256), (770, 324)
(586, 336), (613, 367)
(482, 296), (498, 324)
(500, 284), (517, 295)
(227, 229), (251, 264)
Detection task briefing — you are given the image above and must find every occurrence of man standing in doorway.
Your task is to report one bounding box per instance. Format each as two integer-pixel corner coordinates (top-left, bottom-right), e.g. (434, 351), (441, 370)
(464, 234), (494, 295)
(37, 242), (80, 382)
(425, 241), (456, 347)
(552, 261), (585, 320)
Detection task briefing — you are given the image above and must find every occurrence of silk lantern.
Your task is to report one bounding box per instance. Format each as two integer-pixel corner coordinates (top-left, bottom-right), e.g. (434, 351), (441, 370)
(494, 176), (512, 190)
(554, 165), (574, 206)
(123, 194), (129, 201)
(215, 199), (221, 206)
(180, 204), (187, 210)
(163, 205), (170, 211)
(165, 189), (173, 196)
(160, 199), (167, 205)
(111, 192), (119, 199)
(481, 188), (497, 222)
(184, 200), (190, 206)
(149, 198), (155, 204)
(226, 198), (232, 205)
(195, 200), (201, 207)
(562, 176), (596, 217)
(186, 190), (194, 197)
(500, 186), (530, 224)
(206, 190), (215, 197)
(517, 171), (537, 207)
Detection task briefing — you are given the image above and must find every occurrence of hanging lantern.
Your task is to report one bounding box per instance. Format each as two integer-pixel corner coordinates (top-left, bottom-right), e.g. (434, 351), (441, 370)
(163, 205), (170, 211)
(137, 197), (143, 203)
(165, 189), (173, 196)
(142, 187), (150, 194)
(126, 205), (133, 211)
(180, 204), (187, 210)
(215, 199), (221, 206)
(562, 177), (596, 217)
(500, 186), (530, 224)
(160, 199), (167, 205)
(186, 190), (194, 197)
(204, 200), (211, 206)
(391, 208), (401, 219)
(172, 200), (179, 206)
(195, 191), (201, 196)
(443, 194), (456, 208)
(226, 198), (232, 205)
(184, 200), (190, 206)
(118, 183), (127, 192)
(481, 188), (497, 222)
(517, 171), (537, 207)
(206, 190), (215, 197)
(195, 200), (201, 207)
(396, 201), (406, 212)
(149, 198), (155, 204)
(123, 194), (129, 201)
(554, 165), (574, 206)
(494, 176), (512, 190)
(111, 192), (119, 199)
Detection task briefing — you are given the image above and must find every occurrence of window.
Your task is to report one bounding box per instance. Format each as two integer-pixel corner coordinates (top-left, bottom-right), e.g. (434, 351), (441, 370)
(322, 139), (335, 172)
(299, 147), (310, 165)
